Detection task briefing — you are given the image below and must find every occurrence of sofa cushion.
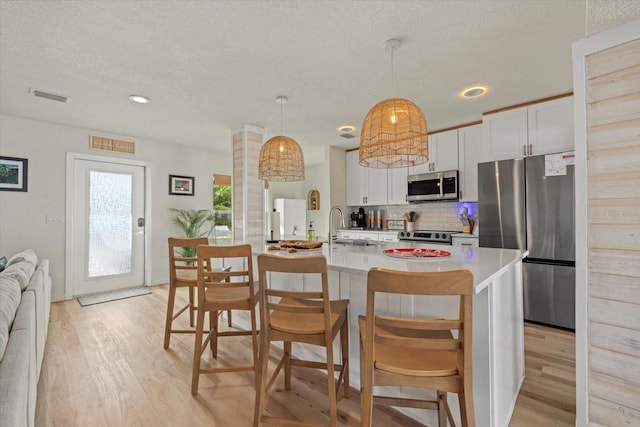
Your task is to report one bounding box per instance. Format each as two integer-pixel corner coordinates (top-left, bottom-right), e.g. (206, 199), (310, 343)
(0, 261), (36, 291)
(0, 292), (35, 427)
(6, 249), (38, 268)
(0, 276), (22, 361)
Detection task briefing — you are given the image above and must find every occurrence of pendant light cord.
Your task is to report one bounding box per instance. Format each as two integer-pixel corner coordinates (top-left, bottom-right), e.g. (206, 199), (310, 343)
(280, 100), (284, 135)
(390, 46), (395, 96)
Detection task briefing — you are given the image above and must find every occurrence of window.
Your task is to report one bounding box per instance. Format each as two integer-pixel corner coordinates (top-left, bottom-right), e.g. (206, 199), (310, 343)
(212, 174), (232, 244)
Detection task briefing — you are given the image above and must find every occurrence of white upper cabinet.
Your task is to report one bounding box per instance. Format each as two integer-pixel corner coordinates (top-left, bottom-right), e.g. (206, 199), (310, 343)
(346, 150), (365, 206)
(366, 167), (388, 206)
(387, 167), (408, 205)
(410, 129), (459, 175)
(527, 96), (574, 155)
(345, 150), (388, 206)
(482, 107), (529, 161)
(483, 96), (574, 161)
(458, 124), (482, 201)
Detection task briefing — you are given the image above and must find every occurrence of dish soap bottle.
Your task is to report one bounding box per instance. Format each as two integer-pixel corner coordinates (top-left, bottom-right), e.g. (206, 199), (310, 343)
(307, 221), (315, 241)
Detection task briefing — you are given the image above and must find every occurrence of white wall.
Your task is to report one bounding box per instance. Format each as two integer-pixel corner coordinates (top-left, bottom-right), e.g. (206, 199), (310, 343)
(0, 114), (231, 301)
(266, 146), (343, 241)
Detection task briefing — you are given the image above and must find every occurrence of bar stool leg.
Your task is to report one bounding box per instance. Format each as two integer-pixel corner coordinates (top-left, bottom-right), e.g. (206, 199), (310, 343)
(163, 284), (177, 349)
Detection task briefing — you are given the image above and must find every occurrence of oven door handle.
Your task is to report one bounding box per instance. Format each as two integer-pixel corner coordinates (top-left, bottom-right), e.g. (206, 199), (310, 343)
(439, 174), (444, 198)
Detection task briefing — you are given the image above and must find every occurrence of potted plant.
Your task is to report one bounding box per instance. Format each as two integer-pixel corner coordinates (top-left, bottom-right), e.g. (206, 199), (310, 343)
(169, 208), (216, 258)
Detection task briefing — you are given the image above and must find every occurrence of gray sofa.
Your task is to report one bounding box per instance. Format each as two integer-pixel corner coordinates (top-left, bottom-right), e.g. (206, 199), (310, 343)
(0, 250), (52, 427)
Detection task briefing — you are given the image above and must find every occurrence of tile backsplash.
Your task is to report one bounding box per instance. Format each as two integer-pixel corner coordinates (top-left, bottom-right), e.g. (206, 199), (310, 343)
(350, 201), (478, 232)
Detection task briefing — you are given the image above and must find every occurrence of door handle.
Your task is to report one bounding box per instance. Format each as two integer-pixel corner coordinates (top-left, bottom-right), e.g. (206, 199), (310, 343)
(137, 217), (145, 227)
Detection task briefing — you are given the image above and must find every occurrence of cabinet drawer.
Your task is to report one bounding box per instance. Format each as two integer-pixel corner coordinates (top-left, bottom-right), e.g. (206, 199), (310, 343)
(378, 232), (399, 242)
(452, 236), (479, 247)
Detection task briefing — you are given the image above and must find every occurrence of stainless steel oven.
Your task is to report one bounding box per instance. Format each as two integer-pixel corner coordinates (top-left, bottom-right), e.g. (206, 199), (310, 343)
(407, 170), (458, 202)
(397, 230), (454, 245)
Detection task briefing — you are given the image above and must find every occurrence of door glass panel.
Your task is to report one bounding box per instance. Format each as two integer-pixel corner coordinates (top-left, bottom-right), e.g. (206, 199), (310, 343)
(88, 171), (132, 277)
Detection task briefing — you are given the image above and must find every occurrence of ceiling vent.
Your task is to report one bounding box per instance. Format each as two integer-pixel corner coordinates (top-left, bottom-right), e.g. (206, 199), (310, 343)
(340, 133), (356, 139)
(29, 88), (72, 103)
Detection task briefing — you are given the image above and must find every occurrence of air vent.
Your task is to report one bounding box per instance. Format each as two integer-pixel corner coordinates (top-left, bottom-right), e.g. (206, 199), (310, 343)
(340, 133), (356, 139)
(29, 88), (71, 103)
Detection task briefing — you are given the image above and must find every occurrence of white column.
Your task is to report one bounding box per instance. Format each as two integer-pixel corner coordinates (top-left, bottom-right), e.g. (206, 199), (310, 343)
(232, 125), (265, 247)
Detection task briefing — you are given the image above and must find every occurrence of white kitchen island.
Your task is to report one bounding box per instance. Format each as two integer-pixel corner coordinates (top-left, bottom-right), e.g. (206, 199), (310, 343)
(247, 241), (528, 427)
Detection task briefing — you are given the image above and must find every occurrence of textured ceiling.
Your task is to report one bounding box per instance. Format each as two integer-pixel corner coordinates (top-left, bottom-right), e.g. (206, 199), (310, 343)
(1, 1), (639, 163)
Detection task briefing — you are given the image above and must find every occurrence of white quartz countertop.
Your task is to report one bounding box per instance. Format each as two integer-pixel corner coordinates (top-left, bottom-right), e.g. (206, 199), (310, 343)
(257, 241), (527, 295)
(451, 233), (479, 238)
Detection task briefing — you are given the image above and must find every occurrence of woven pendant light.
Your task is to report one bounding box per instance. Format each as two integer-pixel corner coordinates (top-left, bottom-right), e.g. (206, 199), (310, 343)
(258, 96), (305, 182)
(359, 39), (428, 168)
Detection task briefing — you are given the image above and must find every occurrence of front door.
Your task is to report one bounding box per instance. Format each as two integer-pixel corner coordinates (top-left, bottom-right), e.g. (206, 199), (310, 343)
(71, 158), (145, 296)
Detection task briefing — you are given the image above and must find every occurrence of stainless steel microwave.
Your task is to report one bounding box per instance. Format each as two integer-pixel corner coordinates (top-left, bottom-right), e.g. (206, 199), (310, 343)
(407, 170), (459, 202)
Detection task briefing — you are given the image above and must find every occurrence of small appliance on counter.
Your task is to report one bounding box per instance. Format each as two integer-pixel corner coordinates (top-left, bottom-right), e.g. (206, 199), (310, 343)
(350, 208), (368, 229)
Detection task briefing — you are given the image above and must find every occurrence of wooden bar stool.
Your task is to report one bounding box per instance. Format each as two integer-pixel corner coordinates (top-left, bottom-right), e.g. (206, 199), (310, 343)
(254, 253), (349, 427)
(164, 237), (209, 349)
(359, 268), (475, 427)
(191, 244), (259, 396)
(165, 237), (234, 349)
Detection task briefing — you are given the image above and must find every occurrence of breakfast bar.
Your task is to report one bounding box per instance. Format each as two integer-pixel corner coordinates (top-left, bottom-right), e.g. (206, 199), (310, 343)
(245, 241), (528, 427)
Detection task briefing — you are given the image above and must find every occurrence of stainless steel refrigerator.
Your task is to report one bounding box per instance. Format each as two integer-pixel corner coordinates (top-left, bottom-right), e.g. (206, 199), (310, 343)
(478, 153), (575, 330)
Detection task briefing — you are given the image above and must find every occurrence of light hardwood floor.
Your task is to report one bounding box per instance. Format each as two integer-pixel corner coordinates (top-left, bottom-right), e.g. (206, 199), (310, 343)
(36, 285), (575, 426)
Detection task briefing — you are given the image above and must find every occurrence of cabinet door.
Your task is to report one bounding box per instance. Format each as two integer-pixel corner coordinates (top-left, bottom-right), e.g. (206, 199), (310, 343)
(346, 150), (365, 206)
(527, 96), (574, 155)
(387, 167), (408, 205)
(482, 107), (528, 161)
(366, 167), (388, 205)
(407, 133), (433, 175)
(458, 124), (482, 201)
(431, 129), (459, 172)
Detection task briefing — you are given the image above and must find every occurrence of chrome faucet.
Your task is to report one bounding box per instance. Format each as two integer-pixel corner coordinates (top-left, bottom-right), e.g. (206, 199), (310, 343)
(328, 206), (345, 243)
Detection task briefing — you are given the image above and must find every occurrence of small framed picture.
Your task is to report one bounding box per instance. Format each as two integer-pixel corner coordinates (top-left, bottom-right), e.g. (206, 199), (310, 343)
(0, 156), (28, 192)
(169, 175), (194, 196)
(386, 219), (405, 231)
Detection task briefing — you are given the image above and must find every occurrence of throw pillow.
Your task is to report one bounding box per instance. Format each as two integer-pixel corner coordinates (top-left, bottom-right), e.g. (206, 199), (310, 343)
(0, 256), (6, 272)
(0, 262), (35, 291)
(6, 249), (38, 268)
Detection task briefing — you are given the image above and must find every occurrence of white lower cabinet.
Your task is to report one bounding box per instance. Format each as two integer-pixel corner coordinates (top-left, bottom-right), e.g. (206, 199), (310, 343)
(452, 234), (479, 247)
(377, 231), (399, 242)
(336, 230), (398, 242)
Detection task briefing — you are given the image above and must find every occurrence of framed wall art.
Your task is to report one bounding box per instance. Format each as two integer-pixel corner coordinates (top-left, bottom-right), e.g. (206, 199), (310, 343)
(169, 175), (194, 196)
(386, 219), (405, 231)
(0, 156), (28, 192)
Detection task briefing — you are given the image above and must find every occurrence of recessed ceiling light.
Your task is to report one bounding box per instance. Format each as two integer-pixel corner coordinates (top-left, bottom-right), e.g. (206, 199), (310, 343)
(129, 94), (150, 104)
(337, 125), (356, 133)
(460, 85), (489, 99)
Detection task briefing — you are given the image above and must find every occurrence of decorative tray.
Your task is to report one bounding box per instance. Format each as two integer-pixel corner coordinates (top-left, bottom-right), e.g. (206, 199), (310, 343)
(277, 240), (323, 250)
(383, 248), (451, 259)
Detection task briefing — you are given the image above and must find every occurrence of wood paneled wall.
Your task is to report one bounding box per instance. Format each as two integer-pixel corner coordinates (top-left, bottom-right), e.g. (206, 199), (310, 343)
(585, 38), (640, 425)
(232, 128), (265, 247)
